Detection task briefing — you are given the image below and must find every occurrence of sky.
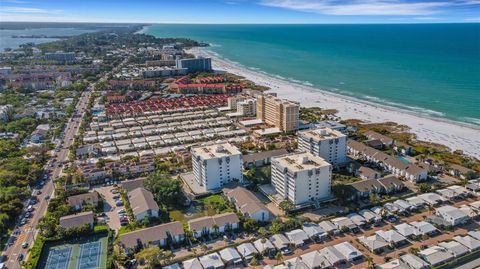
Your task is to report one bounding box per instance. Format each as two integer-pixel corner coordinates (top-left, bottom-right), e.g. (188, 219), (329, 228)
(1, 0), (480, 24)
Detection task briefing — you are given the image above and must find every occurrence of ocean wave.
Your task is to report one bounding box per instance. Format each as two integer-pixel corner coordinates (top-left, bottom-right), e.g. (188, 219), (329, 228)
(462, 117), (480, 126)
(363, 95), (445, 117)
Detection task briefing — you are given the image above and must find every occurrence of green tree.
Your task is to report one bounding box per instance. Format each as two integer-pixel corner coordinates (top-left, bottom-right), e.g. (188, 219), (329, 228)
(144, 171), (186, 208)
(417, 183), (431, 193)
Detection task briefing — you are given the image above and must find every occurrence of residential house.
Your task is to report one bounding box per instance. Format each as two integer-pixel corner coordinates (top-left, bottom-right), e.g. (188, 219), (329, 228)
(253, 238), (275, 255)
(410, 221), (439, 236)
(399, 254), (429, 269)
(364, 131), (394, 147)
(223, 186), (272, 222)
(394, 223), (421, 238)
(236, 243), (258, 261)
(182, 258), (203, 269)
(119, 221), (185, 252)
(120, 177), (146, 192)
(356, 166), (380, 180)
(449, 164), (477, 180)
(285, 229), (309, 247)
(300, 251), (331, 269)
(67, 191), (99, 211)
(76, 144), (100, 158)
(418, 246), (454, 266)
(188, 213), (239, 238)
(302, 222), (328, 241)
(331, 217), (358, 233)
(270, 234), (290, 251)
(59, 211), (94, 229)
(319, 246), (346, 266)
(436, 205), (470, 227)
(417, 193), (446, 206)
(378, 259), (409, 269)
(358, 209), (382, 226)
(454, 235), (480, 251)
(333, 242), (363, 262)
(438, 241), (469, 257)
(128, 187), (159, 221)
(318, 221), (339, 235)
(347, 213), (367, 228)
(219, 248), (242, 265)
(358, 234), (390, 254)
(199, 253), (224, 269)
(375, 230), (408, 247)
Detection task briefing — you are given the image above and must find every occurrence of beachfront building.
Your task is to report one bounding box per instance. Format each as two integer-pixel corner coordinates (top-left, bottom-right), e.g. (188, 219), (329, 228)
(175, 57), (212, 72)
(298, 127), (347, 167)
(236, 99), (256, 117)
(191, 143), (243, 191)
(271, 152), (332, 206)
(256, 94), (300, 132)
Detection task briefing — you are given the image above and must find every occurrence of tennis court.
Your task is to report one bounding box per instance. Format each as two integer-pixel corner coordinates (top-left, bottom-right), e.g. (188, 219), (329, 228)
(44, 246), (72, 269)
(38, 235), (108, 269)
(77, 241), (102, 269)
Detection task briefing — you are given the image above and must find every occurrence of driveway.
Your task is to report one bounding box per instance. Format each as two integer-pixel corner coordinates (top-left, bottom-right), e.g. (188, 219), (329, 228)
(95, 185), (123, 232)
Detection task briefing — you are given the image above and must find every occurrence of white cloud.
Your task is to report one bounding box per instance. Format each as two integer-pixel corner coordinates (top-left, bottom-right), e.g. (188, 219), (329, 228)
(259, 0), (453, 16)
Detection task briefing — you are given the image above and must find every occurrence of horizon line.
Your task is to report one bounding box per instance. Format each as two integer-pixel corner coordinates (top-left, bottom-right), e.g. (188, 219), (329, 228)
(2, 21), (480, 25)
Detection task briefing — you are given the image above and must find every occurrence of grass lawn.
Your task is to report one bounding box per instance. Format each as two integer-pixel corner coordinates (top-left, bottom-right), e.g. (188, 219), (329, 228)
(169, 194), (232, 223)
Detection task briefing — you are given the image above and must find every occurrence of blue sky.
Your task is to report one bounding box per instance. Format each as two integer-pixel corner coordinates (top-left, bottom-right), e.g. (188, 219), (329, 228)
(1, 0), (479, 23)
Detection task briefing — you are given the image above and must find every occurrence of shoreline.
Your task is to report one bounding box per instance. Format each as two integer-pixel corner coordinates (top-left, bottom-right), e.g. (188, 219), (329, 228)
(186, 46), (480, 159)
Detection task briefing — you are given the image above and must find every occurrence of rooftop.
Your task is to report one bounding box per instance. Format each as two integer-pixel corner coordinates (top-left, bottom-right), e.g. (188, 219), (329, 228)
(191, 142), (241, 159)
(273, 152), (330, 172)
(298, 127), (346, 141)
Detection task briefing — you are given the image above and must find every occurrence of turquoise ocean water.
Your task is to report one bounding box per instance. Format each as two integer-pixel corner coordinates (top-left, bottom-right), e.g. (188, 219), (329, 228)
(145, 24), (480, 126)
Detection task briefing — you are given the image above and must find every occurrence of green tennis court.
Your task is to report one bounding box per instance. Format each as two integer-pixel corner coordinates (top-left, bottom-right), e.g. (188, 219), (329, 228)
(38, 236), (108, 269)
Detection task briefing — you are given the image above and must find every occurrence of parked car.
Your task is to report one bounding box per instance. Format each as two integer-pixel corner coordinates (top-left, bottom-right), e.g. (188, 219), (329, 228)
(117, 209), (126, 214)
(45, 195), (50, 200)
(112, 194), (120, 199)
(115, 201), (123, 206)
(18, 253), (24, 261)
(21, 242), (28, 249)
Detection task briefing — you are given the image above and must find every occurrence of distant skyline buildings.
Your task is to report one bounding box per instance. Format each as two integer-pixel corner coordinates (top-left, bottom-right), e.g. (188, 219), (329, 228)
(0, 0), (479, 24)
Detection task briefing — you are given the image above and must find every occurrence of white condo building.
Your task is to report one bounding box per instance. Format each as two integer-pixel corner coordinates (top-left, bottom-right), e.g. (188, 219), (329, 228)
(191, 143), (243, 191)
(271, 152), (332, 206)
(298, 128), (347, 166)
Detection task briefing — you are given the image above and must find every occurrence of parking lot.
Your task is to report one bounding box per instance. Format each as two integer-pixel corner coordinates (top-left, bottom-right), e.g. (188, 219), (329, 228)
(95, 185), (125, 232)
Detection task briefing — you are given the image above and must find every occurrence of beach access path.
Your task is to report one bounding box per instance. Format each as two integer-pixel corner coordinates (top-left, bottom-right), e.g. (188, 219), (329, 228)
(187, 48), (480, 159)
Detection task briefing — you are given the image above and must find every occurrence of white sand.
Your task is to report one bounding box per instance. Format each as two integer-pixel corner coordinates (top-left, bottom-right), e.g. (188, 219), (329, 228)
(188, 47), (480, 159)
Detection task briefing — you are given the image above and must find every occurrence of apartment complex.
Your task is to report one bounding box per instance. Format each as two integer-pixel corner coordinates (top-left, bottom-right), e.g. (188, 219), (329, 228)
(45, 51), (75, 63)
(237, 99), (256, 117)
(256, 94), (299, 132)
(175, 57), (212, 72)
(298, 128), (347, 166)
(191, 143), (243, 191)
(271, 152), (332, 206)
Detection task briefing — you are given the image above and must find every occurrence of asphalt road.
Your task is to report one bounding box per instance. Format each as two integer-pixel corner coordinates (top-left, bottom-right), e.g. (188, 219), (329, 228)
(2, 88), (92, 269)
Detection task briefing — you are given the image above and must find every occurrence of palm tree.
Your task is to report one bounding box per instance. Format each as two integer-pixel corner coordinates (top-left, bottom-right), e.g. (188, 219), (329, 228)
(275, 252), (283, 265)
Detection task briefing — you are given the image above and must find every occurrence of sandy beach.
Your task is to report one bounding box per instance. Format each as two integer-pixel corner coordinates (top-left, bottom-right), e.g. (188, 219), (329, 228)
(187, 47), (480, 159)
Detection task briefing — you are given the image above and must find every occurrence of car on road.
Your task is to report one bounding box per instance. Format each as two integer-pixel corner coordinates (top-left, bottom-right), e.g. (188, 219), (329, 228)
(18, 253), (24, 261)
(21, 242), (28, 249)
(45, 195), (50, 200)
(117, 209), (126, 214)
(20, 218), (27, 225)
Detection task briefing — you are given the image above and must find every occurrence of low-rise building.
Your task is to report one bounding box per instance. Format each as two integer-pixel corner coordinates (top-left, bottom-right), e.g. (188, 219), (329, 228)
(399, 254), (429, 269)
(199, 252), (224, 269)
(454, 235), (480, 251)
(59, 211), (94, 229)
(253, 238), (275, 255)
(358, 234), (390, 254)
(219, 247), (242, 265)
(236, 242), (258, 261)
(333, 242), (363, 262)
(285, 229), (309, 247)
(410, 221), (438, 236)
(67, 191), (99, 210)
(188, 212), (239, 238)
(375, 230), (408, 247)
(128, 187), (159, 221)
(223, 186), (272, 222)
(435, 205), (469, 227)
(438, 241), (469, 257)
(300, 250), (331, 269)
(119, 221), (184, 252)
(243, 149), (288, 168)
(418, 246), (454, 267)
